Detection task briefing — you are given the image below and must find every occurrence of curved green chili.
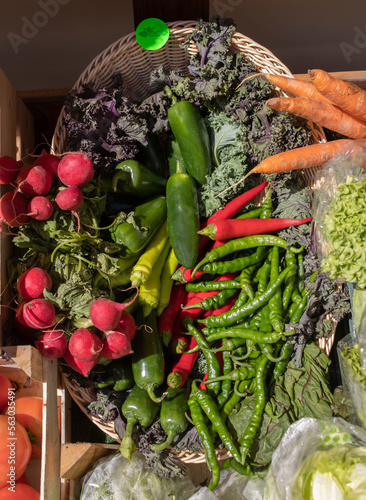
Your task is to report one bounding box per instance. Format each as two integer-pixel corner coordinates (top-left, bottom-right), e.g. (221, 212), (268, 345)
(185, 279), (240, 293)
(268, 246), (284, 333)
(199, 248), (268, 276)
(220, 378), (253, 424)
(192, 234), (291, 277)
(199, 265), (295, 328)
(188, 395), (220, 490)
(183, 287), (238, 311)
(216, 349), (233, 409)
(186, 323), (221, 397)
(191, 380), (242, 464)
(282, 249), (297, 312)
(272, 341), (294, 380)
(240, 354), (271, 464)
(205, 328), (286, 344)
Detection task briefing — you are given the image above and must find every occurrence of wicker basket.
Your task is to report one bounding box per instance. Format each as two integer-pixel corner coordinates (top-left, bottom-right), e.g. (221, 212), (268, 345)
(55, 21), (329, 463)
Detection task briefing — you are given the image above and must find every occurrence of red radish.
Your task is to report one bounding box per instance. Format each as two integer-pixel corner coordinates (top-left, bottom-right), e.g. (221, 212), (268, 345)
(0, 155), (21, 185)
(68, 328), (102, 362)
(63, 346), (97, 377)
(57, 152), (94, 187)
(16, 164), (52, 197)
(100, 329), (133, 360)
(0, 190), (30, 227)
(36, 329), (68, 359)
(17, 267), (52, 300)
(118, 310), (136, 341)
(34, 149), (60, 179)
(27, 196), (53, 220)
(89, 290), (139, 332)
(55, 186), (84, 211)
(22, 298), (56, 329)
(14, 302), (37, 340)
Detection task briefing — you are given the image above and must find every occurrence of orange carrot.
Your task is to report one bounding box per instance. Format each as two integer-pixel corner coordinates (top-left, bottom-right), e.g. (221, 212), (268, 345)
(213, 139), (355, 197)
(308, 69), (366, 121)
(264, 73), (333, 104)
(267, 96), (366, 140)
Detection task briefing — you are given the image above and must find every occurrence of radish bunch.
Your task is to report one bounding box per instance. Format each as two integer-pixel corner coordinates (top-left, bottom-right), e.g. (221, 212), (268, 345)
(0, 150), (95, 230)
(62, 293), (139, 377)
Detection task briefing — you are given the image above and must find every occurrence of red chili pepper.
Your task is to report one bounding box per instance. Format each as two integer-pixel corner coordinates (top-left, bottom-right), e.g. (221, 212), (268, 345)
(173, 182), (268, 284)
(205, 180), (268, 225)
(158, 284), (186, 346)
(167, 335), (199, 389)
(199, 217), (313, 241)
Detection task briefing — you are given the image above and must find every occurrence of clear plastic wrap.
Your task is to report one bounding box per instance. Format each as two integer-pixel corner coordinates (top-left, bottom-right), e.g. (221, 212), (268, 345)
(264, 417), (366, 500)
(312, 138), (366, 372)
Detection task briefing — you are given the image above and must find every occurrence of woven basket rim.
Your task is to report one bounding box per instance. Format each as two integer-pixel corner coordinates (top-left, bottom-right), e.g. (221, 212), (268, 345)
(51, 20), (325, 154)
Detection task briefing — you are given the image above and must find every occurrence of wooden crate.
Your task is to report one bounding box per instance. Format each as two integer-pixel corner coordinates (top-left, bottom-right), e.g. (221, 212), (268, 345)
(0, 346), (62, 498)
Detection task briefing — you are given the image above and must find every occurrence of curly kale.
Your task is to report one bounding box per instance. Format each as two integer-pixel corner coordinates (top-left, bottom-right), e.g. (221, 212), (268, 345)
(64, 76), (149, 176)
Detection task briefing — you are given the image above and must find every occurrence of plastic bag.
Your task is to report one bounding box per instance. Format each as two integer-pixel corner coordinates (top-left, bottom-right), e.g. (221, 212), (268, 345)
(80, 452), (199, 500)
(264, 417), (366, 500)
(79, 451), (266, 500)
(312, 138), (366, 371)
(312, 138), (366, 282)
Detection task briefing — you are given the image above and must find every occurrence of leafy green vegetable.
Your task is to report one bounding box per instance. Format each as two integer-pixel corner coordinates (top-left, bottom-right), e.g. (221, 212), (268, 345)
(291, 444), (366, 500)
(321, 176), (366, 288)
(228, 343), (339, 471)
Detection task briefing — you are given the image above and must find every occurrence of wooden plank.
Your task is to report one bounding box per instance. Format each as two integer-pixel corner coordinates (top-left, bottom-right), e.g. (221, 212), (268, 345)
(16, 97), (35, 161)
(0, 67), (16, 347)
(0, 345), (43, 396)
(40, 358), (61, 500)
(60, 443), (119, 480)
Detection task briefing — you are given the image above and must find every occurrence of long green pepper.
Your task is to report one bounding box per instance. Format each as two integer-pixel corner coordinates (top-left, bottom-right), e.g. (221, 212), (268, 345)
(191, 380), (242, 464)
(200, 265), (295, 328)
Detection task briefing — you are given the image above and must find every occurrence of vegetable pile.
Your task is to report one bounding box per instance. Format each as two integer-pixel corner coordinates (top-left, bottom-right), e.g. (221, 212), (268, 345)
(1, 15), (360, 491)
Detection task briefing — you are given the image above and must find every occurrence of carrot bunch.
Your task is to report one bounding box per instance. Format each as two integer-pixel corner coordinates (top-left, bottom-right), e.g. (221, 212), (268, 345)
(219, 69), (366, 193)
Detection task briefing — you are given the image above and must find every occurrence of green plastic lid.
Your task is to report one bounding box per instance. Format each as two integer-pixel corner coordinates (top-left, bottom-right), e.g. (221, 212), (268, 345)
(135, 18), (170, 51)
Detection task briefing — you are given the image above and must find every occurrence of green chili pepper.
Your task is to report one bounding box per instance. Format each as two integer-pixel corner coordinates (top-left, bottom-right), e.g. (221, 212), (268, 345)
(131, 310), (166, 403)
(165, 136), (186, 175)
(272, 341), (294, 380)
(186, 323), (221, 397)
(192, 234), (288, 277)
(136, 132), (166, 177)
(205, 328), (285, 344)
(95, 356), (134, 391)
(110, 195), (167, 256)
(282, 249), (298, 312)
(205, 364), (257, 386)
(222, 457), (252, 476)
(183, 288), (238, 311)
(188, 395), (220, 490)
(110, 160), (166, 199)
(151, 386), (189, 452)
(119, 384), (160, 459)
(185, 280), (241, 293)
(200, 247), (268, 276)
(268, 246), (284, 333)
(297, 251), (305, 293)
(240, 354), (271, 464)
(216, 349), (233, 408)
(200, 265), (295, 328)
(259, 185), (272, 219)
(166, 162), (200, 269)
(191, 380), (242, 464)
(166, 88), (211, 185)
(237, 207), (263, 219)
(220, 378), (252, 424)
